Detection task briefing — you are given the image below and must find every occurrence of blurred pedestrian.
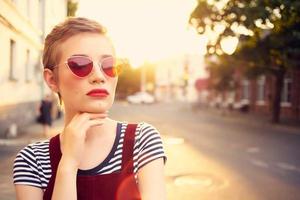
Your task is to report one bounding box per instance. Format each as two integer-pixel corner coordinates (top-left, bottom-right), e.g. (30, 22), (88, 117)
(13, 17), (167, 200)
(37, 94), (53, 136)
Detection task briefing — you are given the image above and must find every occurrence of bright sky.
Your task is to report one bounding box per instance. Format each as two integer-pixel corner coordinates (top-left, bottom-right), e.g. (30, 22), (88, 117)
(77, 0), (207, 67)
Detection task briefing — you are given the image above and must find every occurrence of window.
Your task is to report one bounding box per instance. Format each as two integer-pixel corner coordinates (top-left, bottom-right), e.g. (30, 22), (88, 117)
(25, 49), (31, 82)
(39, 0), (45, 31)
(26, 0), (31, 18)
(9, 39), (17, 81)
(281, 78), (292, 103)
(242, 79), (250, 100)
(257, 76), (265, 102)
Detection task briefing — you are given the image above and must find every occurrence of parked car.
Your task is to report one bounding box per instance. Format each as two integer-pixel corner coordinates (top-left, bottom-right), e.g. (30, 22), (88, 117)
(126, 91), (155, 104)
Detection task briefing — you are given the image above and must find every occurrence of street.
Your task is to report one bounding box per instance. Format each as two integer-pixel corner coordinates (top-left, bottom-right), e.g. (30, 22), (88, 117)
(1, 101), (300, 200)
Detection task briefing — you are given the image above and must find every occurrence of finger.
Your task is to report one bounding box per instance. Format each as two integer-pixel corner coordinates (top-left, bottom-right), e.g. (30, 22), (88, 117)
(85, 119), (106, 128)
(80, 113), (108, 121)
(70, 112), (107, 128)
(69, 112), (88, 124)
(88, 112), (108, 117)
(73, 112), (93, 125)
(89, 114), (108, 120)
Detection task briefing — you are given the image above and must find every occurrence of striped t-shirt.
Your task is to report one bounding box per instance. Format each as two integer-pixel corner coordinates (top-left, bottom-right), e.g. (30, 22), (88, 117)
(13, 122), (166, 189)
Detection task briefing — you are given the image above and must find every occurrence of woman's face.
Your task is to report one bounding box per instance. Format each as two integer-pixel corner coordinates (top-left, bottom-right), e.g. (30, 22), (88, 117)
(55, 33), (117, 114)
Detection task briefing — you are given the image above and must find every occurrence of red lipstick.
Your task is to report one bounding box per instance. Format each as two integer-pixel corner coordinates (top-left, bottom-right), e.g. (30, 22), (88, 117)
(86, 89), (109, 97)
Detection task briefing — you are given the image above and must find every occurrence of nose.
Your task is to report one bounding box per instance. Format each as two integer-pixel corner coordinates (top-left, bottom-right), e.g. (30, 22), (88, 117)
(89, 61), (105, 84)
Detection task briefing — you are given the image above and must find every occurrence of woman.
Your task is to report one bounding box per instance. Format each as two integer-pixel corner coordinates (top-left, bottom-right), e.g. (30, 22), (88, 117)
(13, 17), (167, 200)
(37, 94), (53, 136)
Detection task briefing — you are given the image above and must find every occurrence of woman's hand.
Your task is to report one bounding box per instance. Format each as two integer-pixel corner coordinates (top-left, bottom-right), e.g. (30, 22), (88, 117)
(59, 112), (107, 170)
(52, 112), (107, 200)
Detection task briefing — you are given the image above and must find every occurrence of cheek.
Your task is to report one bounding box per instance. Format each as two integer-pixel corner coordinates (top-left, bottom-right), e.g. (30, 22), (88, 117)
(58, 71), (81, 99)
(110, 79), (118, 93)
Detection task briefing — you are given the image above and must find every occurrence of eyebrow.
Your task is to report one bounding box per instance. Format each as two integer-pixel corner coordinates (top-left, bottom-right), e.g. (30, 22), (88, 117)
(70, 54), (113, 58)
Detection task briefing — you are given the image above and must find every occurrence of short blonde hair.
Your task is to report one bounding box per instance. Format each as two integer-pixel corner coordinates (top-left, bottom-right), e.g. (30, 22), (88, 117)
(42, 17), (106, 69)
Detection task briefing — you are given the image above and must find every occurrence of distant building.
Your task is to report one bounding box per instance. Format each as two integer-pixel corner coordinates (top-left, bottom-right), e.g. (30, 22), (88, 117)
(208, 66), (300, 121)
(234, 69), (300, 121)
(155, 54), (207, 102)
(0, 0), (67, 137)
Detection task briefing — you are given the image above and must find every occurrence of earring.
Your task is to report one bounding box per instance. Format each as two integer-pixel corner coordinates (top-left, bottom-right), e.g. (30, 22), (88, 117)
(57, 92), (62, 105)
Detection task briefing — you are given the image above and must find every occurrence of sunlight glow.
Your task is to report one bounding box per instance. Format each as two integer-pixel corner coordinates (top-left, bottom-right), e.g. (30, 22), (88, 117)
(255, 19), (274, 29)
(220, 36), (239, 55)
(76, 0), (204, 67)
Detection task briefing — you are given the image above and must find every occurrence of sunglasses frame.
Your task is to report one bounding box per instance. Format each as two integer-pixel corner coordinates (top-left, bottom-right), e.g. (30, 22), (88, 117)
(52, 55), (120, 78)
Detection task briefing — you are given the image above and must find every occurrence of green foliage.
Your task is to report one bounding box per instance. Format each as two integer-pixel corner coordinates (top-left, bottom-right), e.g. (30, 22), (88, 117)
(189, 0), (300, 82)
(116, 61), (156, 99)
(206, 54), (237, 92)
(190, 0), (300, 122)
(116, 62), (141, 99)
(144, 63), (156, 90)
(190, 0), (300, 74)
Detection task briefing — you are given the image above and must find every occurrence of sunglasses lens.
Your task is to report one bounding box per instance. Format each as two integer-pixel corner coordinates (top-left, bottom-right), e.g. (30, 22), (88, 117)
(101, 57), (121, 77)
(67, 57), (93, 77)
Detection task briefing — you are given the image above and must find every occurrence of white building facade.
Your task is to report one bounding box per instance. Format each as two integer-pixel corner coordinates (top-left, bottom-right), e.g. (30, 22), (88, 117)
(155, 54), (207, 103)
(0, 0), (67, 137)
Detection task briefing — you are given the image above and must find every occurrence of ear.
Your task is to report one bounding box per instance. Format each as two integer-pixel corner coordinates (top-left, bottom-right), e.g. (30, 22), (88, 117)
(43, 69), (59, 93)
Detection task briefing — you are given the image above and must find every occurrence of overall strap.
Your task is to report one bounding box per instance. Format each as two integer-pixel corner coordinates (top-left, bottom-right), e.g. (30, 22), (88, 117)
(43, 134), (62, 200)
(121, 124), (138, 173)
(49, 134), (62, 174)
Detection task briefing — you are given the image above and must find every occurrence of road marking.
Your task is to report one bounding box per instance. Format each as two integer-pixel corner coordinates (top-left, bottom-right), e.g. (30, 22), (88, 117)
(0, 139), (28, 146)
(164, 137), (185, 145)
(250, 159), (269, 168)
(276, 162), (299, 172)
(246, 147), (260, 153)
(170, 173), (228, 191)
(174, 176), (213, 187)
(0, 138), (45, 146)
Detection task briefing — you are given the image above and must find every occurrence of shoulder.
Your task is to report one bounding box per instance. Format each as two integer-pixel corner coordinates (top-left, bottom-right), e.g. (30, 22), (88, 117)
(135, 122), (161, 139)
(14, 140), (50, 170)
(134, 122), (164, 150)
(119, 121), (160, 138)
(13, 140), (50, 188)
(17, 140), (50, 157)
(132, 122), (167, 171)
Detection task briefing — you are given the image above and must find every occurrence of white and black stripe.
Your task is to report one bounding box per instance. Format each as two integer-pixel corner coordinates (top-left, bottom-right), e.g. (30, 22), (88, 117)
(13, 122), (166, 189)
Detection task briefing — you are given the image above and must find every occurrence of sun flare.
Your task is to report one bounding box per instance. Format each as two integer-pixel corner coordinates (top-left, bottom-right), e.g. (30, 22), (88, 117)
(77, 0), (205, 67)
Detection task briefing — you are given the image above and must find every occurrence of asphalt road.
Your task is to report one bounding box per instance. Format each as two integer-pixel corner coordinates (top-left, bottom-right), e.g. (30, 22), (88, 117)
(1, 101), (300, 200)
(111, 101), (300, 200)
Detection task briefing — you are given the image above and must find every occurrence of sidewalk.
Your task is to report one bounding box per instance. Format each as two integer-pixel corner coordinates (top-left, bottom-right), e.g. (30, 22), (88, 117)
(20, 118), (65, 139)
(182, 102), (300, 135)
(0, 118), (64, 146)
(0, 118), (64, 200)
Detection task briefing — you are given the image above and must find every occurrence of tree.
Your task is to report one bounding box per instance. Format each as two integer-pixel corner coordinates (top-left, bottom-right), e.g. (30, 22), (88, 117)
(142, 62), (156, 93)
(189, 0), (300, 123)
(206, 54), (236, 92)
(116, 60), (141, 99)
(116, 60), (156, 99)
(67, 0), (78, 17)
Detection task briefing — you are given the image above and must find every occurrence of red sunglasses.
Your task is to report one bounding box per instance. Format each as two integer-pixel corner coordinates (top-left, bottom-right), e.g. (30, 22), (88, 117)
(54, 55), (121, 78)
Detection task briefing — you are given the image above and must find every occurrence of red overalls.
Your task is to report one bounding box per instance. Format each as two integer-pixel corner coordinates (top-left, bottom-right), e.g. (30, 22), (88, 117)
(43, 124), (141, 200)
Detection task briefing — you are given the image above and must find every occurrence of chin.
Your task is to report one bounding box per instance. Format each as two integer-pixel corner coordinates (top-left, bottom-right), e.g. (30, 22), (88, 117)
(82, 107), (106, 113)
(85, 103), (112, 113)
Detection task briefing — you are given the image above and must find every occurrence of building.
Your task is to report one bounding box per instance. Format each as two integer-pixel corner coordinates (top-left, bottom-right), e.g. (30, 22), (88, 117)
(207, 66), (300, 121)
(235, 69), (300, 120)
(0, 0), (67, 137)
(155, 54), (207, 102)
